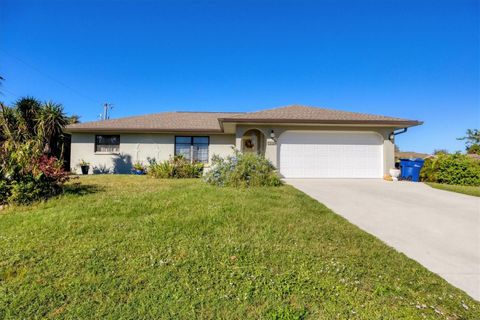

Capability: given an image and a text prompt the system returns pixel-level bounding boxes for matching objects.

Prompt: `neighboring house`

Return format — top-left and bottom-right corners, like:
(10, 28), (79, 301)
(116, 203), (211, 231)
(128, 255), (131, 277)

(395, 151), (432, 161)
(467, 153), (480, 161)
(66, 105), (422, 178)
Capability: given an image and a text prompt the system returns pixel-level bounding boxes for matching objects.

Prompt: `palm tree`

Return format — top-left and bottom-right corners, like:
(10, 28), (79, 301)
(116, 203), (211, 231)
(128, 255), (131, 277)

(0, 97), (70, 159)
(68, 114), (81, 124)
(0, 102), (19, 144)
(0, 102), (6, 143)
(36, 101), (68, 156)
(15, 97), (42, 140)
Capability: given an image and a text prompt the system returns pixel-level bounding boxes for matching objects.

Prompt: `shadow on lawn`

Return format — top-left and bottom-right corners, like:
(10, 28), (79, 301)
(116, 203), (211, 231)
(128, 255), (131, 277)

(63, 182), (104, 197)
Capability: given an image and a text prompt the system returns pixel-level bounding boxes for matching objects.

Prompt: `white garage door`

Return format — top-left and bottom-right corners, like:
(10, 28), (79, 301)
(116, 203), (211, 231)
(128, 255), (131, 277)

(279, 131), (383, 178)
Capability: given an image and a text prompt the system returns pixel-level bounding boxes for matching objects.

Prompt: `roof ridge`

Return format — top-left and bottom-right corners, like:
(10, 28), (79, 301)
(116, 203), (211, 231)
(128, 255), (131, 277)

(223, 104), (412, 121)
(174, 111), (244, 114)
(71, 111), (243, 125)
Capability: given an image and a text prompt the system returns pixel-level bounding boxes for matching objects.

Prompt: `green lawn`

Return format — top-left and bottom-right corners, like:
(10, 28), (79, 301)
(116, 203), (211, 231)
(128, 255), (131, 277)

(1, 176), (478, 319)
(426, 182), (480, 197)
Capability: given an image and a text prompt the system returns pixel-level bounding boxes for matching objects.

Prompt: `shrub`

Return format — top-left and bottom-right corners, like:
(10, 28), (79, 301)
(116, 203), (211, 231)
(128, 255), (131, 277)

(0, 142), (69, 205)
(467, 144), (480, 155)
(0, 179), (9, 202)
(204, 150), (283, 187)
(37, 155), (69, 183)
(147, 156), (204, 179)
(420, 153), (480, 186)
(433, 149), (449, 155)
(8, 175), (53, 205)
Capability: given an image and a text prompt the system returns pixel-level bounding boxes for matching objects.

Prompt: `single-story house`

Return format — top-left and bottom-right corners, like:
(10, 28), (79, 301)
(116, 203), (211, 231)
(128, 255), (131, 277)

(66, 105), (422, 178)
(395, 151), (432, 161)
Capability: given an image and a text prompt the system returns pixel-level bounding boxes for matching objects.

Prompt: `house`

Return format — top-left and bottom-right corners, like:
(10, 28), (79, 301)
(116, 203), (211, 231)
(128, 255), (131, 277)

(66, 105), (422, 178)
(395, 151), (432, 161)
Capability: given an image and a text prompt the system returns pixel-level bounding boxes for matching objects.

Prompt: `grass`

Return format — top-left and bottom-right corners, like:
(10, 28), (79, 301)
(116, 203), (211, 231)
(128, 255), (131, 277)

(426, 182), (480, 197)
(0, 176), (478, 319)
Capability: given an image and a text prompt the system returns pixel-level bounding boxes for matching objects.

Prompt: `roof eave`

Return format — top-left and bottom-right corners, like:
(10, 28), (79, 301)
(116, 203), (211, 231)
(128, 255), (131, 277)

(65, 127), (224, 134)
(65, 119), (423, 133)
(219, 118), (423, 127)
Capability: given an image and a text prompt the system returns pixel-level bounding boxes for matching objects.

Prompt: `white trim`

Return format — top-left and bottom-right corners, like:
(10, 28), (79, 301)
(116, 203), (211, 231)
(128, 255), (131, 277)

(94, 152), (120, 155)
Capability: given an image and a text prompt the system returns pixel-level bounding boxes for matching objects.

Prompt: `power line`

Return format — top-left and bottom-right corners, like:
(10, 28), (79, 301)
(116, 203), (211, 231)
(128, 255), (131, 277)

(0, 48), (100, 104)
(0, 87), (21, 100)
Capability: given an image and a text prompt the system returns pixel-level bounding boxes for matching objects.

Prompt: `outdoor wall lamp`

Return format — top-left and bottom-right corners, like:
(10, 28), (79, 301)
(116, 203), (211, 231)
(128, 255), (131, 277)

(270, 130), (277, 141)
(389, 128), (408, 141)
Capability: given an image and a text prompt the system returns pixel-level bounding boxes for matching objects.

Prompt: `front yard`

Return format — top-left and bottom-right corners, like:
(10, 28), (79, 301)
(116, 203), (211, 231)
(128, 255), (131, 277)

(0, 176), (478, 319)
(426, 182), (480, 197)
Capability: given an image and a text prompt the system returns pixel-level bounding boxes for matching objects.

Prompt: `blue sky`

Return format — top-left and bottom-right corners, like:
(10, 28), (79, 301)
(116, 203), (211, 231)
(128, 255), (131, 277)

(1, 0), (478, 153)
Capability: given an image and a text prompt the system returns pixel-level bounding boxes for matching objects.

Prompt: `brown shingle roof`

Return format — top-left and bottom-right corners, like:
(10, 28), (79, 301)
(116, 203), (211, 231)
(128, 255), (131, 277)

(66, 112), (241, 133)
(395, 151), (432, 160)
(220, 105), (422, 126)
(66, 105), (422, 133)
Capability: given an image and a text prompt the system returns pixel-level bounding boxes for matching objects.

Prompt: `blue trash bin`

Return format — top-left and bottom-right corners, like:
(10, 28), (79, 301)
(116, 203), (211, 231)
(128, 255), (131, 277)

(400, 158), (425, 182)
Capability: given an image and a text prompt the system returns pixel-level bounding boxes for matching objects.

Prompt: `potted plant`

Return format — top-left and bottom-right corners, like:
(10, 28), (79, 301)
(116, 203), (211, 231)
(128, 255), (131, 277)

(133, 161), (145, 175)
(78, 160), (90, 175)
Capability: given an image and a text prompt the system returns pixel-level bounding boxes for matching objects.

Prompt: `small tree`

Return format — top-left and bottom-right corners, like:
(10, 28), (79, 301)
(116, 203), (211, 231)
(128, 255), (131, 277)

(433, 149), (449, 155)
(457, 129), (480, 154)
(467, 144), (480, 155)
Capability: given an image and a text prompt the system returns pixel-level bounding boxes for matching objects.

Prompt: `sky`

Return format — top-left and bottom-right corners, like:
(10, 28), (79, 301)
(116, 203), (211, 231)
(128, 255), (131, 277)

(0, 0), (478, 153)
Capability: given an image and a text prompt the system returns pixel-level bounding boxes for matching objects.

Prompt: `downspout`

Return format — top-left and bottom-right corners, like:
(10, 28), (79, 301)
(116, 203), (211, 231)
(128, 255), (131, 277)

(390, 128), (408, 170)
(389, 128), (407, 141)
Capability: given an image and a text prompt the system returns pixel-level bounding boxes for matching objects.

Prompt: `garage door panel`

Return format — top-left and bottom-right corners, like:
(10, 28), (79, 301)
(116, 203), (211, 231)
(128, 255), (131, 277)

(279, 131), (383, 178)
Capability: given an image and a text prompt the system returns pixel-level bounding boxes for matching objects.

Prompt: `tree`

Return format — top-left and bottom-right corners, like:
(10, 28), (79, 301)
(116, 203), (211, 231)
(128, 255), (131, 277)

(13, 97), (42, 141)
(68, 114), (81, 124)
(36, 101), (68, 156)
(0, 102), (20, 143)
(0, 97), (69, 159)
(467, 144), (480, 155)
(457, 129), (480, 153)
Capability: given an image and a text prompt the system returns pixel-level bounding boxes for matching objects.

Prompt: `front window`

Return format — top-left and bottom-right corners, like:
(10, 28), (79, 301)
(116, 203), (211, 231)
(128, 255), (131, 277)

(175, 136), (209, 163)
(95, 135), (120, 153)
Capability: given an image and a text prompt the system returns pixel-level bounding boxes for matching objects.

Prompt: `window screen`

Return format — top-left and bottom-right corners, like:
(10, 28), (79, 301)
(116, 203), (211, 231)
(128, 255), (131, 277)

(175, 136), (209, 163)
(193, 137), (209, 163)
(95, 135), (120, 153)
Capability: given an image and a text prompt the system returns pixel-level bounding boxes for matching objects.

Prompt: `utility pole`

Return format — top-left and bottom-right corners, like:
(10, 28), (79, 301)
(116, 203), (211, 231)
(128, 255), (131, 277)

(102, 103), (113, 120)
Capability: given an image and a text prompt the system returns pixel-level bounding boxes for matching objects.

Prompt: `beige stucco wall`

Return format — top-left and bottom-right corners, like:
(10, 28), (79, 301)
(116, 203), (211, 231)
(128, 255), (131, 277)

(235, 125), (396, 175)
(71, 126), (397, 175)
(70, 133), (235, 174)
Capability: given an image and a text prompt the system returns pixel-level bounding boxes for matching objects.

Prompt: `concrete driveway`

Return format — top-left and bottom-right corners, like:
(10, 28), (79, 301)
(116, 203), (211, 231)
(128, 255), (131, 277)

(286, 179), (480, 300)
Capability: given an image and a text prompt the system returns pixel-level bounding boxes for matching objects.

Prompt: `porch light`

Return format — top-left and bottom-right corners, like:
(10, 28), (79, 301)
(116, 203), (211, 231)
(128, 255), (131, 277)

(389, 128), (407, 141)
(270, 130), (276, 140)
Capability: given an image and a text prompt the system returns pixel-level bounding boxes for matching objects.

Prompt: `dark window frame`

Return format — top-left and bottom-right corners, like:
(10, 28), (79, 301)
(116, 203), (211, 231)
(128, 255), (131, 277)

(174, 136), (210, 163)
(94, 135), (120, 153)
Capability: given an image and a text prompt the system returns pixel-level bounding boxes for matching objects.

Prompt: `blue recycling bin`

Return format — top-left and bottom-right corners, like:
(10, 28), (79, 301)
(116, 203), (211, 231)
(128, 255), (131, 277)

(399, 158), (425, 182)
